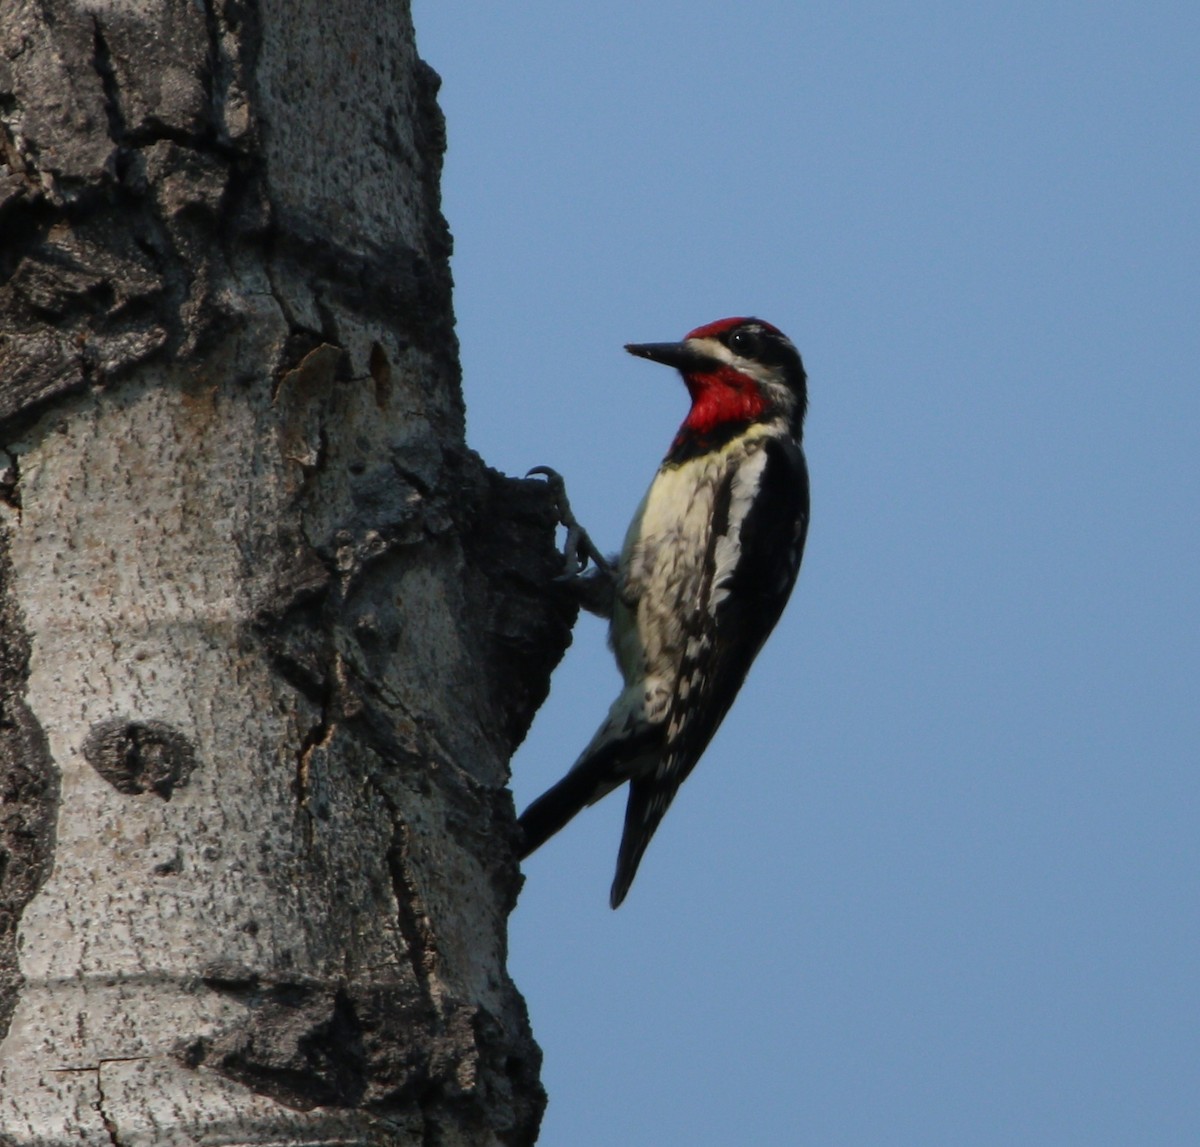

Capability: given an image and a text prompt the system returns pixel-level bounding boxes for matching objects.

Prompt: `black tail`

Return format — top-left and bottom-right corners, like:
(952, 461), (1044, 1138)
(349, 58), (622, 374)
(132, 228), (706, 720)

(517, 763), (609, 859)
(517, 725), (660, 861)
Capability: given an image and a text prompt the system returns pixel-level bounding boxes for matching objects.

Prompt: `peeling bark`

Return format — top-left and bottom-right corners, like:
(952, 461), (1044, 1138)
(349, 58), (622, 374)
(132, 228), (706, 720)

(0, 1), (568, 1142)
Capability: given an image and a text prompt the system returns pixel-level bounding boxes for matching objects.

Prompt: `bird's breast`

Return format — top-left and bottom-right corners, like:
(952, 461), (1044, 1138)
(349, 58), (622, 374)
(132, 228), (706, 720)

(609, 443), (748, 687)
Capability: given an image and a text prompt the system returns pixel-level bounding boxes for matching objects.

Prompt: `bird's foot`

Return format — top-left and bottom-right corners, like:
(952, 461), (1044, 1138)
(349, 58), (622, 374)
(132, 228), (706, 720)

(527, 466), (611, 579)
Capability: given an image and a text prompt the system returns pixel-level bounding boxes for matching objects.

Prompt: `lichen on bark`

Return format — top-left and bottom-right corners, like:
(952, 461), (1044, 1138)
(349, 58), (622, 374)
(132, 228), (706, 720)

(0, 1), (569, 1142)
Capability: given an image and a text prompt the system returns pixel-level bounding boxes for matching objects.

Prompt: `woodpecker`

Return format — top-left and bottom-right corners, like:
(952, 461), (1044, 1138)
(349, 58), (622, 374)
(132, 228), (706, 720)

(520, 317), (809, 908)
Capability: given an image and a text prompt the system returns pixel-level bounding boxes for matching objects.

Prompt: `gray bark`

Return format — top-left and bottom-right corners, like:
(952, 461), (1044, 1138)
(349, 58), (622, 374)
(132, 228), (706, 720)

(0, 1), (568, 1142)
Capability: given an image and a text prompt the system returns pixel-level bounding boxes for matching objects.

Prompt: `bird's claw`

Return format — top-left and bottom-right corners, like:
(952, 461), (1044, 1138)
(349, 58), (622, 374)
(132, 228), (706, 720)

(527, 466), (611, 579)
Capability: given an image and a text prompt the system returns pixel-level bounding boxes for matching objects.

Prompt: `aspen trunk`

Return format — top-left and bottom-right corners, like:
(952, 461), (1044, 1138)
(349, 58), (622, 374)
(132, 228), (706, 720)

(0, 1), (567, 1142)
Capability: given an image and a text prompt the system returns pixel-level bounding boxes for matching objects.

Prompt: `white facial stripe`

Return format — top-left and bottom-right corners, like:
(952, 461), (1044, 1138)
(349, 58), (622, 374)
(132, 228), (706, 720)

(685, 336), (738, 368)
(683, 334), (796, 395)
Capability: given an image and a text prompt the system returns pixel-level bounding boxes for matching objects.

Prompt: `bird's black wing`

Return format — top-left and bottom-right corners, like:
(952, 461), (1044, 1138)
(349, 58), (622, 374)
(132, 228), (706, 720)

(610, 435), (810, 907)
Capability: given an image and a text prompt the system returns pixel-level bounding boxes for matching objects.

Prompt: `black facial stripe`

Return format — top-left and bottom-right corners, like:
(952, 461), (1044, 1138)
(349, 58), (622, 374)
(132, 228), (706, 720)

(717, 323), (806, 401)
(722, 323), (792, 364)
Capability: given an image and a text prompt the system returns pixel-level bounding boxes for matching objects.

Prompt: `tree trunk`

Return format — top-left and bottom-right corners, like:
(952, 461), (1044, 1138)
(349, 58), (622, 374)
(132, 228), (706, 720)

(0, 1), (567, 1142)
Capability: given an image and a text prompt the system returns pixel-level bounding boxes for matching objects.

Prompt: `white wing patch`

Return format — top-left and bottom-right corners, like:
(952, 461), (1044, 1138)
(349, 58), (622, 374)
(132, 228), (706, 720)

(708, 446), (768, 610)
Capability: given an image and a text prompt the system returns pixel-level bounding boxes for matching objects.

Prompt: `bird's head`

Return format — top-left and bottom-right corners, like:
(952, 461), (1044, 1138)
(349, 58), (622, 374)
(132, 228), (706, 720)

(625, 317), (807, 455)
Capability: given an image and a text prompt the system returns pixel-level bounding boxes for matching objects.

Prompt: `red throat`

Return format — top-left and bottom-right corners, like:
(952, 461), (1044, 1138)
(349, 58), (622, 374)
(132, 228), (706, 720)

(680, 366), (768, 437)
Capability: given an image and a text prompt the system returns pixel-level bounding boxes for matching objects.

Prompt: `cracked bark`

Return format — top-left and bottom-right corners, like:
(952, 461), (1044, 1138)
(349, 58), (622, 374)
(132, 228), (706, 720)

(0, 1), (571, 1143)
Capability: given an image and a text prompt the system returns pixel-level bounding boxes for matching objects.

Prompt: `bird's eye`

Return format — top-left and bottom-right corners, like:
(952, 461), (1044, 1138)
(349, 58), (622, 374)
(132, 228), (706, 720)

(729, 328), (758, 357)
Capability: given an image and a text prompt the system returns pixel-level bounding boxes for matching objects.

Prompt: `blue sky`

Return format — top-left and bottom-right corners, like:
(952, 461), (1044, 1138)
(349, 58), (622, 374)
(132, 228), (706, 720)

(414, 4), (1199, 1143)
